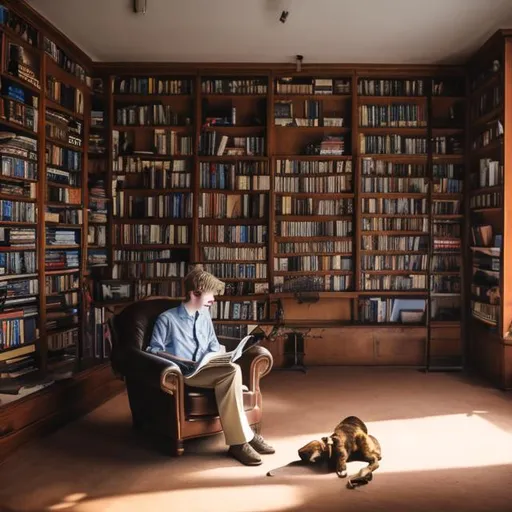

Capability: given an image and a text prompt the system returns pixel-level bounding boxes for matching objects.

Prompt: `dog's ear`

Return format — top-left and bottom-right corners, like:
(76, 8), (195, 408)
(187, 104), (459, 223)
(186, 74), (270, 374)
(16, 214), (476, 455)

(320, 437), (331, 450)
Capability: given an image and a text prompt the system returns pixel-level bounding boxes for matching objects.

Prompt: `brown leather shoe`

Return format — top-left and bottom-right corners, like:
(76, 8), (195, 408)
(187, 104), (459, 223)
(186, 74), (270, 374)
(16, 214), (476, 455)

(228, 443), (262, 466)
(250, 433), (275, 454)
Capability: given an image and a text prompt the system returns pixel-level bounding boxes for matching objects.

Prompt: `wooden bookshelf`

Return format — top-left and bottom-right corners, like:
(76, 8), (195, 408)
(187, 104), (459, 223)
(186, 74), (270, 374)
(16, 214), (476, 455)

(109, 72), (195, 304)
(428, 75), (466, 370)
(0, 14), (41, 388)
(466, 30), (512, 389)
(272, 73), (353, 302)
(0, 1), (114, 407)
(195, 75), (269, 339)
(82, 69), (472, 368)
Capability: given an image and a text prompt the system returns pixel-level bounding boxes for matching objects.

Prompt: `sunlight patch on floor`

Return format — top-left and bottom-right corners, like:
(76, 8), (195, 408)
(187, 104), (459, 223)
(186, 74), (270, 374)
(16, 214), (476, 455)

(58, 485), (303, 512)
(188, 413), (512, 480)
(369, 413), (512, 472)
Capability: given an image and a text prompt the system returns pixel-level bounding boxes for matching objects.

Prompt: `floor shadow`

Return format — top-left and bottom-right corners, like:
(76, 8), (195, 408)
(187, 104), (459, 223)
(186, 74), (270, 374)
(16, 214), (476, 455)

(22, 463), (512, 512)
(266, 459), (329, 477)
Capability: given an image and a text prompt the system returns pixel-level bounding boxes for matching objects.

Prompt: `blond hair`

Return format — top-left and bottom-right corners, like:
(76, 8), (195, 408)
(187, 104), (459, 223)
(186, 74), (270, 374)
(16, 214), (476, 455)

(184, 266), (225, 298)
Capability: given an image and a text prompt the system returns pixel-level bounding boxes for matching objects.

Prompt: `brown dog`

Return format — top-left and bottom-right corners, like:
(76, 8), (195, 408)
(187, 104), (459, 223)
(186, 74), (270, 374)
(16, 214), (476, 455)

(298, 416), (381, 488)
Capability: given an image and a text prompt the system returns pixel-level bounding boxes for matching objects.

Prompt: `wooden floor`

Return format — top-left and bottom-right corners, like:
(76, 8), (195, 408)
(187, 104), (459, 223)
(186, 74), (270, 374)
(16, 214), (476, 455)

(1, 367), (512, 512)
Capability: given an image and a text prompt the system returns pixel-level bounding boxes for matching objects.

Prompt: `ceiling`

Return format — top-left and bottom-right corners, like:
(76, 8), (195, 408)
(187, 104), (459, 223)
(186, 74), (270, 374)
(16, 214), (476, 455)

(27, 0), (512, 65)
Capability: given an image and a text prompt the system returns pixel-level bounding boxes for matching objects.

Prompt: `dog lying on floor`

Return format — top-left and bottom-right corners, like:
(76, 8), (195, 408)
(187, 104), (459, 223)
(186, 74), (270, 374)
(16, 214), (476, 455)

(297, 416), (381, 488)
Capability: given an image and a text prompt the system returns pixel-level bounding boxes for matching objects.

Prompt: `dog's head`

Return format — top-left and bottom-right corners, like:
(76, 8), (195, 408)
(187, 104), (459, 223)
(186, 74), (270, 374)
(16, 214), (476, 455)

(298, 436), (333, 463)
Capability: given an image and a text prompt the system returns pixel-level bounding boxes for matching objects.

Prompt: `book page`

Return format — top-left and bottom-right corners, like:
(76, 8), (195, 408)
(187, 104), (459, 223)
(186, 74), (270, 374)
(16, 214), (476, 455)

(186, 335), (256, 378)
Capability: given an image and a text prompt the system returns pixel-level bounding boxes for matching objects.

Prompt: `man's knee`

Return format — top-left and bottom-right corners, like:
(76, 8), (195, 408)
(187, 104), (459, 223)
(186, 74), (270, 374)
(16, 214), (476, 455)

(227, 363), (241, 379)
(214, 363), (240, 382)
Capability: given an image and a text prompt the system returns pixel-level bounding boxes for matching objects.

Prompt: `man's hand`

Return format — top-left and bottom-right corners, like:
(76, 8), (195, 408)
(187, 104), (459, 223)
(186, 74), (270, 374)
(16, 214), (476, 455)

(156, 351), (197, 374)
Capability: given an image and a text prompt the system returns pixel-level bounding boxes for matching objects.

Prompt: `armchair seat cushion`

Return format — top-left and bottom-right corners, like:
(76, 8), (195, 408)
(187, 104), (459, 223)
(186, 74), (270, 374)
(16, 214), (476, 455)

(185, 386), (255, 416)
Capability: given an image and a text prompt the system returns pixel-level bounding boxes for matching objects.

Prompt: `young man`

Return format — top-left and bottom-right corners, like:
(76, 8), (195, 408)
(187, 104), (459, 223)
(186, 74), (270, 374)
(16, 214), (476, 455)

(146, 267), (275, 466)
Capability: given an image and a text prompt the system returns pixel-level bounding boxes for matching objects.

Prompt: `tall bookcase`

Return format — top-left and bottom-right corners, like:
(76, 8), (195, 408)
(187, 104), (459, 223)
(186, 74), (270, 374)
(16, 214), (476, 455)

(467, 30), (512, 389)
(43, 35), (87, 374)
(82, 67), (471, 369)
(198, 74), (270, 340)
(272, 74), (353, 297)
(0, 5), (41, 385)
(85, 74), (110, 359)
(109, 73), (195, 304)
(0, 1), (113, 398)
(429, 76), (466, 369)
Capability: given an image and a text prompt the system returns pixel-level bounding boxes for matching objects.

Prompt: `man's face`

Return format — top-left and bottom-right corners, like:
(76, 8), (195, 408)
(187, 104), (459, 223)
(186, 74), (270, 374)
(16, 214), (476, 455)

(198, 291), (215, 309)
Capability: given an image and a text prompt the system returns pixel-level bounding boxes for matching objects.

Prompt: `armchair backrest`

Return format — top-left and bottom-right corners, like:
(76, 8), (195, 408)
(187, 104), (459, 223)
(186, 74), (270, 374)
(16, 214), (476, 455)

(109, 297), (181, 375)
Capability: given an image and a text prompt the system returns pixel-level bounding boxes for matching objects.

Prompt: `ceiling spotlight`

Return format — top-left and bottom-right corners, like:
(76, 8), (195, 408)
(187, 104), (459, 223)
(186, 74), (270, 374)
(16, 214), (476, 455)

(279, 10), (289, 23)
(296, 54), (303, 72)
(133, 0), (147, 14)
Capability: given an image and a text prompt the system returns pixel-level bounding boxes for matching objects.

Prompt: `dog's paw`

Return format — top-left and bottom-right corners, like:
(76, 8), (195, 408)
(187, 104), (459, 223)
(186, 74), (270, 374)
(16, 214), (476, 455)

(347, 478), (369, 489)
(347, 473), (373, 489)
(336, 469), (347, 478)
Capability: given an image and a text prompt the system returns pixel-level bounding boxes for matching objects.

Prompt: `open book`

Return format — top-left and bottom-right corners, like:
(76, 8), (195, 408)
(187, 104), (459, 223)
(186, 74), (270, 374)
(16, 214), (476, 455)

(186, 335), (258, 378)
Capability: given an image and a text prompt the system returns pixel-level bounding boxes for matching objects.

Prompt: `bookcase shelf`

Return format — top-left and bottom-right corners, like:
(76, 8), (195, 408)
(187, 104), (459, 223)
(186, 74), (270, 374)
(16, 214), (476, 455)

(1, 71), (40, 94)
(471, 105), (503, 128)
(45, 98), (84, 120)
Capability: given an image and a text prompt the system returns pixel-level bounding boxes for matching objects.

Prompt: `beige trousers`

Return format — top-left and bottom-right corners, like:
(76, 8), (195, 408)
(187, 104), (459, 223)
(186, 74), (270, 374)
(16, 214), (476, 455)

(184, 363), (255, 446)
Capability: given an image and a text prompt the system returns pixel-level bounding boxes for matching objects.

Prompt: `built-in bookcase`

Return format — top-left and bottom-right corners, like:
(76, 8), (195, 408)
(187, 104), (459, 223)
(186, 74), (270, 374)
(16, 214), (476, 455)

(273, 74), (353, 296)
(198, 75), (270, 333)
(0, 4), (40, 387)
(87, 76), (108, 274)
(466, 31), (512, 389)
(0, 1), (102, 396)
(429, 76), (466, 369)
(109, 74), (195, 303)
(42, 31), (93, 376)
(90, 69), (472, 369)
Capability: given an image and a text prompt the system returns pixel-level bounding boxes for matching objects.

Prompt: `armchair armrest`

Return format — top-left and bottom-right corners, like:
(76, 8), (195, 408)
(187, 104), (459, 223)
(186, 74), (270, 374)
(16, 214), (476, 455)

(238, 345), (273, 391)
(123, 348), (184, 395)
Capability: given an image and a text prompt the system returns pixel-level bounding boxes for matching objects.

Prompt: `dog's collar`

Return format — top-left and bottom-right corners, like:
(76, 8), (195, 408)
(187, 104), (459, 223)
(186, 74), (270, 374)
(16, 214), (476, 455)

(325, 436), (334, 458)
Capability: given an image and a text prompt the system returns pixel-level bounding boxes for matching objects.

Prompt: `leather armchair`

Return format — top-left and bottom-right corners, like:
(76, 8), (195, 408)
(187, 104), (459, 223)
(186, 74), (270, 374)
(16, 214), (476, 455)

(109, 297), (273, 456)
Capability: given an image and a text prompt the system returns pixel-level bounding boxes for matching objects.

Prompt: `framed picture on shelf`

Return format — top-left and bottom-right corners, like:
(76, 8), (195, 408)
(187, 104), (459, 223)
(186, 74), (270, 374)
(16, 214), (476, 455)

(96, 280), (133, 303)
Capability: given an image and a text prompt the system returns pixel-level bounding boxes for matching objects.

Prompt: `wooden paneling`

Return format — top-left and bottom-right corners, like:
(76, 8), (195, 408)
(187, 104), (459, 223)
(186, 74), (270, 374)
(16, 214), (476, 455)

(469, 321), (503, 387)
(280, 298), (353, 322)
(430, 326), (461, 358)
(304, 327), (375, 365)
(267, 326), (426, 367)
(503, 344), (512, 389)
(373, 327), (426, 365)
(501, 38), (512, 338)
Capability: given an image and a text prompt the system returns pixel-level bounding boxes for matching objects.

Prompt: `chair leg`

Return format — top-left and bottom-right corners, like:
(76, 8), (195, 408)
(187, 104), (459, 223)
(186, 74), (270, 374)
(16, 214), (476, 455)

(174, 440), (185, 456)
(161, 438), (185, 457)
(165, 439), (184, 457)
